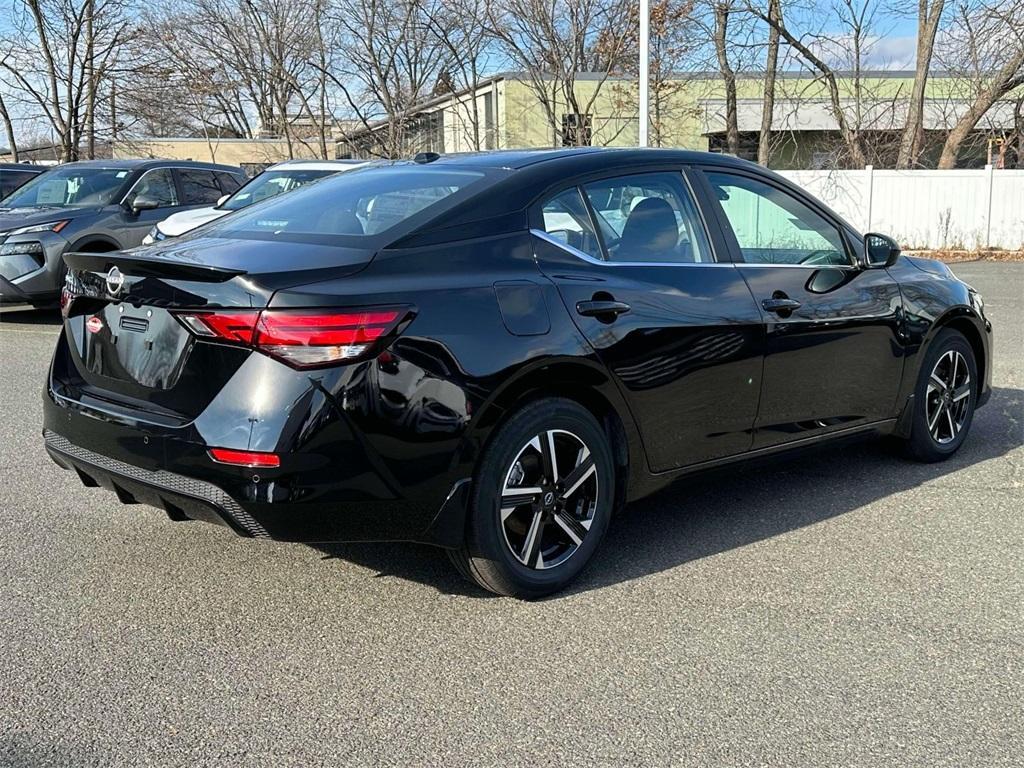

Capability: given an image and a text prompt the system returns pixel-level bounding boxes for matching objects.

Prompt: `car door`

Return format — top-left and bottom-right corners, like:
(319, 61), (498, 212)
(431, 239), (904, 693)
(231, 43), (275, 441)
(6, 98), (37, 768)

(531, 169), (764, 472)
(696, 166), (904, 449)
(118, 168), (181, 247)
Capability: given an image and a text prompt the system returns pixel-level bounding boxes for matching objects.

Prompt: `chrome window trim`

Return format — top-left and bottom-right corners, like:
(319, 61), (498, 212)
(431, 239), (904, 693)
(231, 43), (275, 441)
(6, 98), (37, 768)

(735, 261), (861, 270)
(530, 228), (736, 268)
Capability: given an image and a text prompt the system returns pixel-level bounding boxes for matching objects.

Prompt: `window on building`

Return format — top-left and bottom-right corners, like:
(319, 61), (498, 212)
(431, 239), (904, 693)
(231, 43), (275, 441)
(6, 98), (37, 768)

(562, 114), (593, 147)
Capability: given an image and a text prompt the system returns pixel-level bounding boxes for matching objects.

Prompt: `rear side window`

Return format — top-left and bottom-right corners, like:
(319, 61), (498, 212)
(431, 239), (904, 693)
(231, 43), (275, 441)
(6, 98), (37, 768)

(179, 170), (223, 204)
(215, 171), (244, 194)
(540, 187), (603, 260)
(204, 167), (486, 242)
(582, 173), (713, 263)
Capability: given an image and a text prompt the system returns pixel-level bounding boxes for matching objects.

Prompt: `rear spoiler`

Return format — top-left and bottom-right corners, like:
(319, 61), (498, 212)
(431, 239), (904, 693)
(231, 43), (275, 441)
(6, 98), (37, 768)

(63, 251), (247, 283)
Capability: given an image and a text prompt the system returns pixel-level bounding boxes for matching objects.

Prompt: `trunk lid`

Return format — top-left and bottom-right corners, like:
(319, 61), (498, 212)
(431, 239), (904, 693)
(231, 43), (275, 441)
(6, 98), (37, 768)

(56, 235), (375, 422)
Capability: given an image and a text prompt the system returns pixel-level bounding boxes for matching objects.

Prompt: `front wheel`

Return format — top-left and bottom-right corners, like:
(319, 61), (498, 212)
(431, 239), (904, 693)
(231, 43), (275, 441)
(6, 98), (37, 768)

(449, 398), (615, 598)
(900, 329), (977, 462)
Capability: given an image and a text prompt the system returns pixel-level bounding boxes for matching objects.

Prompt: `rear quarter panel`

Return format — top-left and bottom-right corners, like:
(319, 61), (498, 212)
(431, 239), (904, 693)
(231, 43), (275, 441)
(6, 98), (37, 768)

(265, 230), (645, 542)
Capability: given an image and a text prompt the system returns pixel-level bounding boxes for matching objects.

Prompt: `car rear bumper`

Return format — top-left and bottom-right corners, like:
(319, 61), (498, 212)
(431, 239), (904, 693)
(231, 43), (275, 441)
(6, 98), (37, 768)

(42, 381), (471, 548)
(44, 429), (271, 537)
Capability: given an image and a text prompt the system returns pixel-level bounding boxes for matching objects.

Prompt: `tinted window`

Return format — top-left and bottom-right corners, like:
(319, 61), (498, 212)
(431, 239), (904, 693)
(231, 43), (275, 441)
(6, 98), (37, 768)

(583, 172), (713, 263)
(179, 170), (222, 204)
(215, 171), (244, 194)
(204, 167), (486, 241)
(125, 168), (178, 208)
(705, 171), (849, 266)
(0, 170), (38, 199)
(219, 169), (339, 212)
(2, 166), (129, 208)
(540, 187), (602, 260)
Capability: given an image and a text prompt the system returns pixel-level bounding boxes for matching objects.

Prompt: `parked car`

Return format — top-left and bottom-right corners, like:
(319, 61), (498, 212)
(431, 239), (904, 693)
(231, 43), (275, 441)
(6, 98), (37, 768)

(142, 159), (366, 244)
(0, 159), (246, 307)
(45, 149), (992, 598)
(0, 163), (45, 199)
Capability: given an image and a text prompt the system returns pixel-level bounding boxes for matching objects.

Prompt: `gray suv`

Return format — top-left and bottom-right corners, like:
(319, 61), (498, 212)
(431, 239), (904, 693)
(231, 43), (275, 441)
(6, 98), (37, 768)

(0, 159), (246, 307)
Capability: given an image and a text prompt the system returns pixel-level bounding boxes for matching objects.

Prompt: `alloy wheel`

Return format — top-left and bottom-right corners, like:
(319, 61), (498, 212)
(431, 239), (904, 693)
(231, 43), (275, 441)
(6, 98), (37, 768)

(925, 349), (971, 445)
(499, 429), (599, 570)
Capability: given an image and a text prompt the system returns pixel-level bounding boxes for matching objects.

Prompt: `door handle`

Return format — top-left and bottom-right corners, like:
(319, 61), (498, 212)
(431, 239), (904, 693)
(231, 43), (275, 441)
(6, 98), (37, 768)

(762, 297), (802, 313)
(576, 300), (631, 318)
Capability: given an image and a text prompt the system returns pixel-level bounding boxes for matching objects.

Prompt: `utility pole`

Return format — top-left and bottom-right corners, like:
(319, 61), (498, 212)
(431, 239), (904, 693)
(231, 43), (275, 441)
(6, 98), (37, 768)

(639, 0), (649, 147)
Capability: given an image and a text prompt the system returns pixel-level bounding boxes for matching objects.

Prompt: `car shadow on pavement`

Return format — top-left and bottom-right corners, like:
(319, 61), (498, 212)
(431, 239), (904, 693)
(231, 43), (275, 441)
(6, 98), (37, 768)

(0, 306), (62, 326)
(313, 385), (1023, 598)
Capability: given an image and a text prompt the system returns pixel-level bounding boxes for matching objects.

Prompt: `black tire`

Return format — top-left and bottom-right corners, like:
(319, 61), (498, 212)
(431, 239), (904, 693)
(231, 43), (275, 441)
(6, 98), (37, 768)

(901, 329), (977, 462)
(449, 398), (615, 599)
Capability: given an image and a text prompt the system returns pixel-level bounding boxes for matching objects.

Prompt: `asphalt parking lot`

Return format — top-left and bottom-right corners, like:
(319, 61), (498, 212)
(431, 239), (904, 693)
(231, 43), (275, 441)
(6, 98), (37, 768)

(1, 261), (1021, 767)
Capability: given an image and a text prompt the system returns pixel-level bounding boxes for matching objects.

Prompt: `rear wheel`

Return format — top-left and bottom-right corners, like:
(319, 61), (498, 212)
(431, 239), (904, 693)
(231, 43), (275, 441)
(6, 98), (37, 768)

(449, 398), (614, 598)
(900, 329), (977, 462)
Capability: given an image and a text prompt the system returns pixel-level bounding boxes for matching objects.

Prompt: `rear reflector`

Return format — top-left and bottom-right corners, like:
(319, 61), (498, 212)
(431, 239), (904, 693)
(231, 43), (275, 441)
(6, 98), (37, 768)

(173, 307), (409, 368)
(208, 448), (281, 468)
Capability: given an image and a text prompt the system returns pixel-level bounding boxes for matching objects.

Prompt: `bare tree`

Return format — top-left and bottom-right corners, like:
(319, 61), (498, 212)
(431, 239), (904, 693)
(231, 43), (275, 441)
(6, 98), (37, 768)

(425, 0), (498, 151)
(896, 0), (946, 168)
(713, 1), (740, 154)
(747, 0), (893, 167)
(487, 0), (634, 147)
(936, 0), (1024, 168)
(758, 0), (781, 165)
(0, 0), (134, 160)
(328, 0), (453, 158)
(0, 88), (18, 161)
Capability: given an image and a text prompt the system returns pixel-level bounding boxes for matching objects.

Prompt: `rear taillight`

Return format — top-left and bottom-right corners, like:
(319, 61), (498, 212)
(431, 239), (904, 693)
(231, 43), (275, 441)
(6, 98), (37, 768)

(174, 307), (410, 368)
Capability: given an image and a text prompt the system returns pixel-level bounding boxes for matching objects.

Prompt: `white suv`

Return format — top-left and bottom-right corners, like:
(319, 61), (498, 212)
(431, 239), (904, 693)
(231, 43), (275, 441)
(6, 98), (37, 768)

(143, 159), (366, 244)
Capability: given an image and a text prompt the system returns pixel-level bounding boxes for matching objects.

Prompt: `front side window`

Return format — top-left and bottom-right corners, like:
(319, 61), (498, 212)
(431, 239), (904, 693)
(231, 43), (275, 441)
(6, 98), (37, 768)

(583, 172), (713, 263)
(179, 170), (222, 204)
(124, 168), (178, 208)
(539, 187), (602, 260)
(704, 171), (850, 266)
(1, 167), (129, 208)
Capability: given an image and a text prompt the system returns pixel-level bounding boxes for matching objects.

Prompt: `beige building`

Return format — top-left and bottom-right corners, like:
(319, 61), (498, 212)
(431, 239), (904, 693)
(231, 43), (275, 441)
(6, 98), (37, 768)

(112, 137), (327, 173)
(341, 71), (1023, 169)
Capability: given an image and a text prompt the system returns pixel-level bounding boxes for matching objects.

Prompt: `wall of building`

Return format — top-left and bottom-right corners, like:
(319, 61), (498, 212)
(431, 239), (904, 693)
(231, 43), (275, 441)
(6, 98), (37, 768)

(113, 138), (327, 168)
(480, 73), (1019, 168)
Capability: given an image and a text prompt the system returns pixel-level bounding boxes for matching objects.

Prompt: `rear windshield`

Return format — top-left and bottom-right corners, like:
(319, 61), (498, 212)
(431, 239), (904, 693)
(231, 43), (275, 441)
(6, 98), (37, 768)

(220, 168), (339, 211)
(202, 166), (487, 243)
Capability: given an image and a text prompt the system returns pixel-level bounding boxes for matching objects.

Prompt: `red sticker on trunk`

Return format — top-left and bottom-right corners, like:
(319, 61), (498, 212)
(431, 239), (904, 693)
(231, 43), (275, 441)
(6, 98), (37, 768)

(86, 316), (103, 334)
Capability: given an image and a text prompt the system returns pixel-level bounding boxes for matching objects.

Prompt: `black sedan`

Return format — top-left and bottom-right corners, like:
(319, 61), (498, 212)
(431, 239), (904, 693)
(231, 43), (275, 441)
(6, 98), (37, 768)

(45, 149), (992, 598)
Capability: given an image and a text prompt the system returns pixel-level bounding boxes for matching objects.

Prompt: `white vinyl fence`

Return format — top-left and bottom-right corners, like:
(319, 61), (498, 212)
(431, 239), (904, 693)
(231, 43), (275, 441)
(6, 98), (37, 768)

(778, 167), (1024, 251)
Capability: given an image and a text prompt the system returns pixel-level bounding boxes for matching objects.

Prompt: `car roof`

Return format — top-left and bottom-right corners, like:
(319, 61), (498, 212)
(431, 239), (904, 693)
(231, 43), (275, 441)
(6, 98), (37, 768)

(47, 159), (245, 173)
(265, 159), (367, 171)
(0, 163), (45, 172)
(412, 147), (754, 171)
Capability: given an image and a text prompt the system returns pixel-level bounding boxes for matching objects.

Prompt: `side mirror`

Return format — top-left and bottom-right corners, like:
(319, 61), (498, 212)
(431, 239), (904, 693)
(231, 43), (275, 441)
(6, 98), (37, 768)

(127, 195), (160, 214)
(216, 194), (230, 208)
(864, 232), (900, 268)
